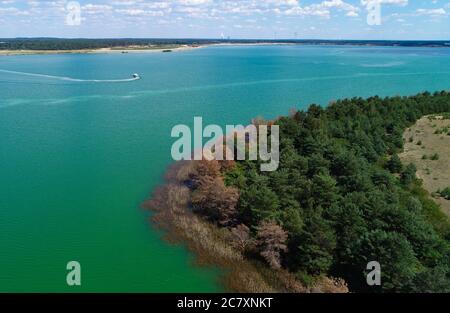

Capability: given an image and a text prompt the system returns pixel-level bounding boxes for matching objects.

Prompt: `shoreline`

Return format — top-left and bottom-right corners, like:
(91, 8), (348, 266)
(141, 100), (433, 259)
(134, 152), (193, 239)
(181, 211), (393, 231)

(145, 91), (450, 293)
(0, 42), (300, 57)
(0, 42), (296, 56)
(0, 44), (204, 56)
(144, 160), (349, 293)
(2, 41), (449, 56)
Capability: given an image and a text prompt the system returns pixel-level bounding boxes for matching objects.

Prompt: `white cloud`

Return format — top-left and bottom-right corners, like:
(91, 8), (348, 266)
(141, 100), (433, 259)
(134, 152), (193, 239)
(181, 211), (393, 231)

(416, 8), (446, 16)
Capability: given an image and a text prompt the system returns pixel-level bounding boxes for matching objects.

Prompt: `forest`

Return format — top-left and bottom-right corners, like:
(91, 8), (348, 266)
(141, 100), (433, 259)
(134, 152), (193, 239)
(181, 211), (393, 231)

(148, 91), (450, 293)
(0, 38), (208, 50)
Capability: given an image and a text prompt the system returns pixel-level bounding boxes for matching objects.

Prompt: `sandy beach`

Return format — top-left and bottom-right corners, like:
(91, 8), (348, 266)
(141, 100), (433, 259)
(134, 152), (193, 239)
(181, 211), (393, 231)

(0, 42), (297, 56)
(0, 44), (202, 56)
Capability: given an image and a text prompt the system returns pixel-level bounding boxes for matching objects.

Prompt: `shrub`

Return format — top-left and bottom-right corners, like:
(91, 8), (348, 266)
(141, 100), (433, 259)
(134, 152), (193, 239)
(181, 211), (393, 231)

(439, 187), (450, 200)
(386, 154), (403, 173)
(430, 153), (440, 161)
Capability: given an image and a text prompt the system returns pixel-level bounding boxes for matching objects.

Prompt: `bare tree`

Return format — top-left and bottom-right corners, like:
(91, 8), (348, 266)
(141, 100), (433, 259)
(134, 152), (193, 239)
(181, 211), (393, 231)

(230, 224), (252, 252)
(191, 160), (221, 187)
(256, 221), (288, 269)
(191, 177), (239, 226)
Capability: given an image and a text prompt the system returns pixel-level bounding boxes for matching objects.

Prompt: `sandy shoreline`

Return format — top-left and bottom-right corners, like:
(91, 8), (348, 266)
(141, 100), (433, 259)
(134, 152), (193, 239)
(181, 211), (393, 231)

(2, 41), (449, 56)
(0, 42), (295, 56)
(0, 44), (202, 56)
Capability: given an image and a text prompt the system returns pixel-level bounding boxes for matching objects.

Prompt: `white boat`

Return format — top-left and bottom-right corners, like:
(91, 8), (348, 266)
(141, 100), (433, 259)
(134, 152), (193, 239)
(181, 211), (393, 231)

(132, 73), (140, 79)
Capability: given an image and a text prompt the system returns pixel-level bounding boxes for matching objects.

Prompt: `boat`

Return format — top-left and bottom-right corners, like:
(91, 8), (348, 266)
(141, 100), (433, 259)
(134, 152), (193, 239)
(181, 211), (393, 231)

(132, 73), (140, 79)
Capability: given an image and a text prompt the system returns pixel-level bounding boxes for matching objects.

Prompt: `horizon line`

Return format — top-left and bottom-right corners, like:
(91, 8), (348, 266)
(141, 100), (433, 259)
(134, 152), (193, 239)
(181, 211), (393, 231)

(1, 37), (450, 42)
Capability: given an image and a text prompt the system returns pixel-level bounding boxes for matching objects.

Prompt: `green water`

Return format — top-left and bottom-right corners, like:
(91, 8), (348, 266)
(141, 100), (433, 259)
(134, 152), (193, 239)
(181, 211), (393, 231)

(2, 45), (450, 292)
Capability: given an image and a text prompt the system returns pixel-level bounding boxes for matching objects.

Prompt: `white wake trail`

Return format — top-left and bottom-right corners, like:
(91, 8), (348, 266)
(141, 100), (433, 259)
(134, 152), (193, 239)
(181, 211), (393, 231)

(0, 69), (140, 83)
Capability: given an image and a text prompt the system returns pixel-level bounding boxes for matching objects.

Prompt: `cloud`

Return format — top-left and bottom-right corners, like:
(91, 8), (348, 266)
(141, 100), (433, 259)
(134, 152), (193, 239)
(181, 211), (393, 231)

(361, 0), (408, 6)
(416, 8), (446, 16)
(0, 0), (448, 39)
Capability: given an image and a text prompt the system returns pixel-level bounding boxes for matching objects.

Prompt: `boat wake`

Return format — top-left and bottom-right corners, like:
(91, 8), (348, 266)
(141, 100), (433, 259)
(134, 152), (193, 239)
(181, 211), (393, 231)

(0, 69), (140, 83)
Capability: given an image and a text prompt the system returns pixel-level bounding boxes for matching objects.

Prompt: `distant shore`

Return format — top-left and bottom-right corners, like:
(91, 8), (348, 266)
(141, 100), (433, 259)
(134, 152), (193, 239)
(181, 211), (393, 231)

(0, 42), (300, 56)
(0, 44), (202, 56)
(2, 39), (450, 56)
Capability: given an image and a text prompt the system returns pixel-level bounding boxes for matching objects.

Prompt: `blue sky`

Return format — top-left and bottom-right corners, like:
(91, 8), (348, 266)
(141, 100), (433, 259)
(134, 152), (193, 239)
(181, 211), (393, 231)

(0, 0), (449, 39)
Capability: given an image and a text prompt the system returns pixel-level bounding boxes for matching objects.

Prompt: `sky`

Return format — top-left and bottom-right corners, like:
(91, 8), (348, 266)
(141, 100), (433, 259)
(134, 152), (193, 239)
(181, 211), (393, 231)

(0, 0), (449, 39)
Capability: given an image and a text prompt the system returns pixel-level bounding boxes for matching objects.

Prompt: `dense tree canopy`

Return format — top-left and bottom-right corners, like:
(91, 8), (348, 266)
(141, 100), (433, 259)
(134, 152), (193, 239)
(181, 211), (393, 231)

(207, 91), (450, 292)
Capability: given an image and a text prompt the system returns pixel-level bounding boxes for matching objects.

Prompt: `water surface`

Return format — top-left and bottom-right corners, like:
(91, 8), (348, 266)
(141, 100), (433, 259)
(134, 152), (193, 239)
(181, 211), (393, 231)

(2, 45), (450, 291)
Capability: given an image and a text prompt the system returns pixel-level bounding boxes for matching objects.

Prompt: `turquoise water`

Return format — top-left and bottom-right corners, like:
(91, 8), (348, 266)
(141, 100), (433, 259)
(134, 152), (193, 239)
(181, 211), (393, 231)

(1, 45), (450, 292)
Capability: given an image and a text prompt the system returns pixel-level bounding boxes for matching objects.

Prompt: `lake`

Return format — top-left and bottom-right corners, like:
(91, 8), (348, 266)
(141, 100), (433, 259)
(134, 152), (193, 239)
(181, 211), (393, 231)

(1, 45), (450, 291)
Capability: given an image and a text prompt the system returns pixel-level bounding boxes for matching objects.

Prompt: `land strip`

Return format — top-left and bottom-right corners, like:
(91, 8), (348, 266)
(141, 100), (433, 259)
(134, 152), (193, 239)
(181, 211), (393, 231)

(401, 115), (450, 216)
